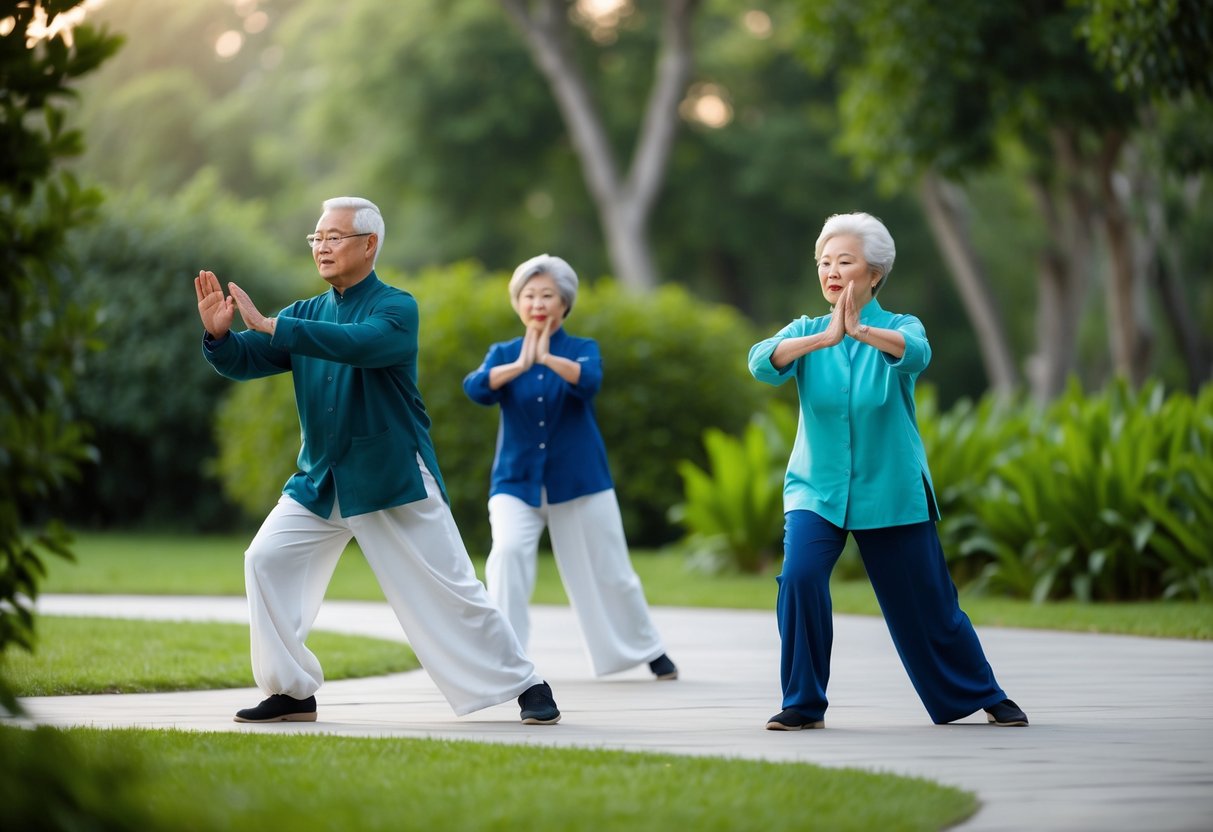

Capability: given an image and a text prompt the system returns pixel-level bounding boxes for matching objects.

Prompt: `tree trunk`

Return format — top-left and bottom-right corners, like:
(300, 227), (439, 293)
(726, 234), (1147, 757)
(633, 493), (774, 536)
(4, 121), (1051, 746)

(1143, 176), (1213, 389)
(1024, 130), (1096, 402)
(918, 171), (1018, 397)
(1097, 131), (1152, 386)
(499, 0), (700, 291)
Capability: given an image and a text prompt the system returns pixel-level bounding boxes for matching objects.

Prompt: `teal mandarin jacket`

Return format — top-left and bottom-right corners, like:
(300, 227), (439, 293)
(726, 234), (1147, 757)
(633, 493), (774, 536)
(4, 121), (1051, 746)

(747, 298), (940, 530)
(202, 272), (447, 518)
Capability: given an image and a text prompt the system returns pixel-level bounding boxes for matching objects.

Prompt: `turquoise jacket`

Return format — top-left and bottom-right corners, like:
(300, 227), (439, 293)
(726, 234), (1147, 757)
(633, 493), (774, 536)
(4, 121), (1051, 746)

(748, 299), (939, 530)
(202, 272), (447, 518)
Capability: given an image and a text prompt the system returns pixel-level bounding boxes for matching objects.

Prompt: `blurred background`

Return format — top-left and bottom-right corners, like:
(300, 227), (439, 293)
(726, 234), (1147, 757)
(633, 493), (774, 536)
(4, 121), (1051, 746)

(6, 0), (1211, 590)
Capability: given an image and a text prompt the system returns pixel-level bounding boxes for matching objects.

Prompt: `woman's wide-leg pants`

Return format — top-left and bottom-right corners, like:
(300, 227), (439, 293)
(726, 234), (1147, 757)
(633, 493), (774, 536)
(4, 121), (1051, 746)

(777, 510), (1006, 724)
(244, 465), (542, 717)
(485, 489), (665, 676)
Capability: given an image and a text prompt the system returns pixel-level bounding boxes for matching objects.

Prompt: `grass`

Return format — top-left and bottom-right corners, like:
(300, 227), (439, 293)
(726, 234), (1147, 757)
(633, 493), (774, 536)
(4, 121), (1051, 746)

(2, 616), (418, 696)
(5, 530), (1031, 831)
(0, 725), (978, 832)
(43, 531), (1213, 639)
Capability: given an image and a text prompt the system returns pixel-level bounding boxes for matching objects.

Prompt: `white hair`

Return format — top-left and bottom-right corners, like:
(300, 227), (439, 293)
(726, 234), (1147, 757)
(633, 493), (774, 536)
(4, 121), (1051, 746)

(814, 212), (896, 295)
(322, 196), (385, 266)
(508, 254), (579, 317)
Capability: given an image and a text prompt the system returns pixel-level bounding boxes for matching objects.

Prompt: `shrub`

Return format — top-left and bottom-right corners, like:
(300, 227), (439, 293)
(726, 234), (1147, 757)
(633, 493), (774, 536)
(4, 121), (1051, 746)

(674, 380), (1213, 601)
(668, 402), (795, 573)
(212, 264), (768, 549)
(954, 381), (1213, 602)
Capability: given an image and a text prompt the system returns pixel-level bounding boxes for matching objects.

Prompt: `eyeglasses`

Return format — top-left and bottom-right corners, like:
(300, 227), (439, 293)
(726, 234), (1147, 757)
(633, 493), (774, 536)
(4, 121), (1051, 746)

(306, 232), (371, 249)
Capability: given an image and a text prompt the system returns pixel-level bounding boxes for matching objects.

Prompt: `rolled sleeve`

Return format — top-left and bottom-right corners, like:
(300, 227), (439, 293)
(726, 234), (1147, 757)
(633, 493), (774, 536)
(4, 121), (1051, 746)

(749, 318), (809, 385)
(880, 316), (930, 374)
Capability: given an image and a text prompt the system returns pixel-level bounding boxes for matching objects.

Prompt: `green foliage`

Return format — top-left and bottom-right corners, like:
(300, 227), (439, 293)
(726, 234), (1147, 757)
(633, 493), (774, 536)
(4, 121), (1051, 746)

(1, 1), (121, 712)
(570, 280), (770, 544)
(799, 0), (1138, 189)
(669, 402), (796, 573)
(948, 381), (1213, 602)
(213, 265), (766, 549)
(675, 380), (1212, 601)
(61, 174), (301, 529)
(1078, 0), (1213, 100)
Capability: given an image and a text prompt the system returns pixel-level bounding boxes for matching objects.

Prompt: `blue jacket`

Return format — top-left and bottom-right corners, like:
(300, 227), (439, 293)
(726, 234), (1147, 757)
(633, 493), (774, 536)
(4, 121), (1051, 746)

(463, 328), (613, 506)
(203, 272), (447, 518)
(748, 299), (939, 530)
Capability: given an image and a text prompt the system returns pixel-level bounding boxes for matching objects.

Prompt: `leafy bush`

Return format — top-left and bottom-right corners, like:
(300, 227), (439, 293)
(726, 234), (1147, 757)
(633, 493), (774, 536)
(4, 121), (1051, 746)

(62, 173), (301, 530)
(213, 265), (768, 549)
(674, 380), (1212, 601)
(669, 403), (794, 573)
(2, 1), (121, 717)
(915, 387), (1027, 581)
(950, 381), (1213, 602)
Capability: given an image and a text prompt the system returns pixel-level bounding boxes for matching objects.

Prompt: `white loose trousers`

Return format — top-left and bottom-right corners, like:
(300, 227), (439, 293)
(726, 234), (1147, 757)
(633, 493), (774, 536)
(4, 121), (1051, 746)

(244, 464), (542, 716)
(485, 488), (665, 676)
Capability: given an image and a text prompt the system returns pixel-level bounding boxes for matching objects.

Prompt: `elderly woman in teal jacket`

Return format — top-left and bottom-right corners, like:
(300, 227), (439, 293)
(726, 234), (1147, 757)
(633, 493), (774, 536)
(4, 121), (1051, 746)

(749, 212), (1027, 731)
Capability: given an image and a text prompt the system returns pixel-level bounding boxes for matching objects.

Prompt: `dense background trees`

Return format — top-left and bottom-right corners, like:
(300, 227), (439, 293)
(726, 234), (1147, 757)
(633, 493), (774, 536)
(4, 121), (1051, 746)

(32, 0), (1210, 551)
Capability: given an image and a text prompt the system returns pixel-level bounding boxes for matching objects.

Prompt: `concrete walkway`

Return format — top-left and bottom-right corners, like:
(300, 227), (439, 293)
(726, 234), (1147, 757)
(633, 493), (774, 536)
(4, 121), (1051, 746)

(11, 594), (1213, 831)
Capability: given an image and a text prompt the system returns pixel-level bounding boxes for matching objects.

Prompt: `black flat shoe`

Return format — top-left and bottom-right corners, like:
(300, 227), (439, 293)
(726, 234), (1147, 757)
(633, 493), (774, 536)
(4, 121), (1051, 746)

(984, 698), (1029, 727)
(765, 708), (825, 731)
(518, 681), (561, 725)
(649, 653), (679, 680)
(234, 693), (317, 723)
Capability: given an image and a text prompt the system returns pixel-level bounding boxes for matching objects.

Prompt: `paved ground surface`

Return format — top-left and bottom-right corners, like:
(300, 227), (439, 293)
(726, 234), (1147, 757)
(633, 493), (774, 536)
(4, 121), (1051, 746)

(10, 594), (1213, 831)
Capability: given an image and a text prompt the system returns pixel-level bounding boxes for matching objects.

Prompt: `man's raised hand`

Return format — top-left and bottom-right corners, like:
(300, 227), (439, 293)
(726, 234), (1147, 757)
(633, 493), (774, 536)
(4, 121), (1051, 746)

(195, 270), (234, 339)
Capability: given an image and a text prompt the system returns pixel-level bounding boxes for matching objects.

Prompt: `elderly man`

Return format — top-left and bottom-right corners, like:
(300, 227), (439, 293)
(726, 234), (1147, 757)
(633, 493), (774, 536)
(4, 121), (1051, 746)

(194, 196), (560, 725)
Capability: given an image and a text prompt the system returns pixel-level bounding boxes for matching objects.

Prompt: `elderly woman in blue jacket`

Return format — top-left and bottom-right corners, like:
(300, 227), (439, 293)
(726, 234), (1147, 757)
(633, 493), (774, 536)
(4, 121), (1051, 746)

(749, 212), (1027, 731)
(464, 254), (677, 682)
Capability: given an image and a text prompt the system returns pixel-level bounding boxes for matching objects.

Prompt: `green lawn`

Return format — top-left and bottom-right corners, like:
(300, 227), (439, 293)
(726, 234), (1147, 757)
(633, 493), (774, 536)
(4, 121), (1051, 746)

(7, 543), (981, 832)
(1, 725), (977, 832)
(43, 531), (1213, 639)
(2, 616), (417, 696)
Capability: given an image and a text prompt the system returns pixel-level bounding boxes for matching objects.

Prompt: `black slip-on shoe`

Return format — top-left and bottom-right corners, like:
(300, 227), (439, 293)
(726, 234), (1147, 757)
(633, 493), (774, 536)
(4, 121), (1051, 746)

(518, 681), (561, 725)
(234, 693), (317, 723)
(765, 708), (825, 731)
(985, 698), (1029, 727)
(649, 653), (679, 681)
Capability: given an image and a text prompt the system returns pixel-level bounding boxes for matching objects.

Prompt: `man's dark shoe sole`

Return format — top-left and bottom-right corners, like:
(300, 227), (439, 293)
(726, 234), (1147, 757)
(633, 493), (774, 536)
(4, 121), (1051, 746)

(521, 713), (561, 725)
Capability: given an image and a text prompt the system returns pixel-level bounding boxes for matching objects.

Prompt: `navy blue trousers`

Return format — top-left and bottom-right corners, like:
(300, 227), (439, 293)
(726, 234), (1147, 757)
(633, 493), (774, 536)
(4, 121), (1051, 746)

(777, 510), (1006, 724)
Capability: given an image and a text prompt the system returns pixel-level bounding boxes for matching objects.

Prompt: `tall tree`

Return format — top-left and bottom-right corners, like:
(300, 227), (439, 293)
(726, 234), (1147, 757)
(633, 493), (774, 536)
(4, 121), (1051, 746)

(798, 0), (1148, 400)
(797, 0), (1020, 395)
(1078, 0), (1213, 390)
(499, 0), (699, 290)
(0, 0), (121, 710)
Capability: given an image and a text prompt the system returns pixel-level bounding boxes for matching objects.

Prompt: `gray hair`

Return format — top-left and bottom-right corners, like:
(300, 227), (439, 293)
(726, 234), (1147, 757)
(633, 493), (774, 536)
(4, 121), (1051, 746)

(814, 212), (896, 295)
(508, 254), (579, 317)
(322, 196), (385, 266)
